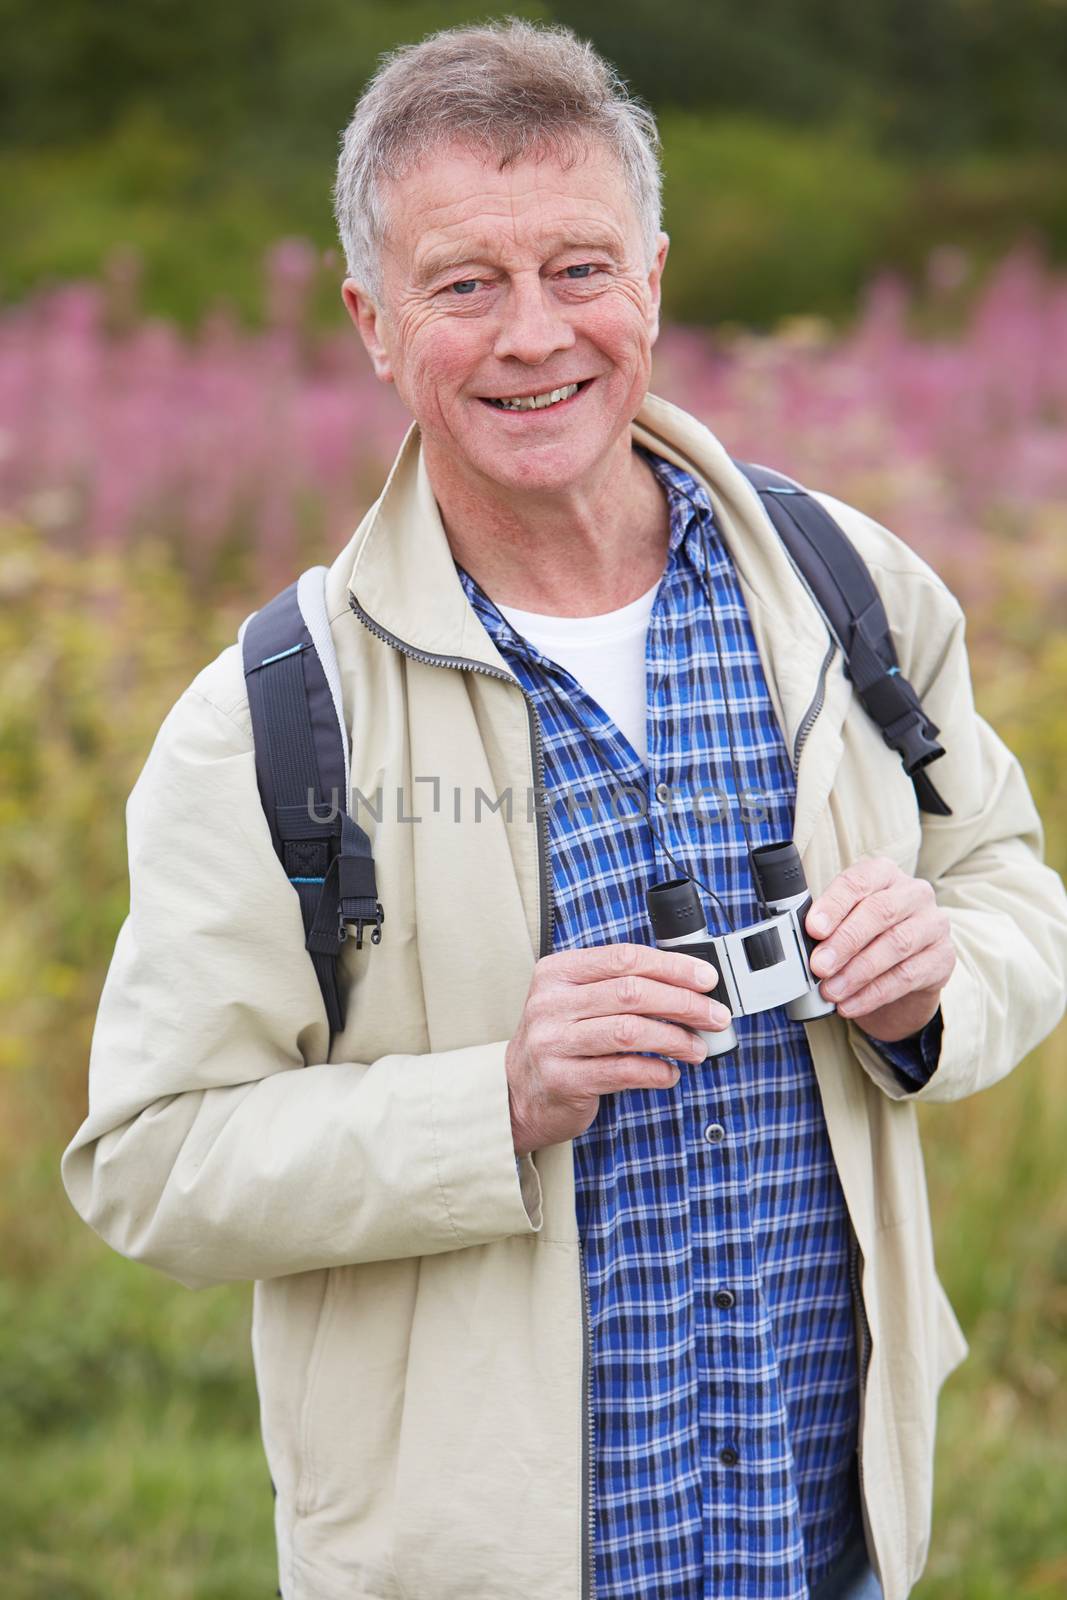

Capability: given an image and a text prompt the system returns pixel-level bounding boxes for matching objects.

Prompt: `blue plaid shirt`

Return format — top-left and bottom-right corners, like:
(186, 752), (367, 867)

(458, 450), (938, 1599)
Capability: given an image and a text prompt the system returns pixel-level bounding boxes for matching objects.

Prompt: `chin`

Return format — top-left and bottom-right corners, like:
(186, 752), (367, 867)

(471, 427), (616, 496)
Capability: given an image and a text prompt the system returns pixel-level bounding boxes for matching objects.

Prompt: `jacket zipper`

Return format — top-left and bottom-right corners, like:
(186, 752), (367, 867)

(347, 593), (597, 1586)
(792, 636), (837, 773)
(848, 1225), (874, 1562)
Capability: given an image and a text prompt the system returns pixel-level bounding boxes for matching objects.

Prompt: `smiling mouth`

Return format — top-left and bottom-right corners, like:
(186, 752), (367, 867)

(480, 380), (588, 412)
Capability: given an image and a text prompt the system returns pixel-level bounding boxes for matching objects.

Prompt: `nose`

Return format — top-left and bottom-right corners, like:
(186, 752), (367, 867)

(492, 271), (576, 366)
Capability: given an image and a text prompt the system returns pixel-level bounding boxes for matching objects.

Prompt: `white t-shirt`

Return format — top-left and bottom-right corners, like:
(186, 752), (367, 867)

(495, 578), (660, 766)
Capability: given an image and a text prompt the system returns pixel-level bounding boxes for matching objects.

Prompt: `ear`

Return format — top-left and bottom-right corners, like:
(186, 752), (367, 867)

(342, 279), (394, 383)
(645, 232), (670, 345)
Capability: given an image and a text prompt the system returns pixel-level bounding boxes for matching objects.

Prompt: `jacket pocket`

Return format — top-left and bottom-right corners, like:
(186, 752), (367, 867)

(285, 1259), (416, 1598)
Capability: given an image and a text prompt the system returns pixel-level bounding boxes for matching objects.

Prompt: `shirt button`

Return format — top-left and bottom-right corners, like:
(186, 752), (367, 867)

(719, 1446), (740, 1467)
(703, 1122), (726, 1144)
(713, 1288), (736, 1311)
(654, 782), (672, 804)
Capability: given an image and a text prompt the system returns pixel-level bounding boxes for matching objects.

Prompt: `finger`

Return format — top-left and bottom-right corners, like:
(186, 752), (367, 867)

(809, 875), (930, 978)
(581, 1056), (683, 1093)
(547, 941), (717, 993)
(567, 1014), (712, 1063)
(817, 908), (945, 1003)
(806, 856), (901, 941)
(570, 973), (731, 1030)
(834, 942), (956, 1018)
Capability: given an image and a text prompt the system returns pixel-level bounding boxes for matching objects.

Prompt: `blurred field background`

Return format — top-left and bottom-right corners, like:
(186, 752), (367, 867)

(2, 3), (1066, 1596)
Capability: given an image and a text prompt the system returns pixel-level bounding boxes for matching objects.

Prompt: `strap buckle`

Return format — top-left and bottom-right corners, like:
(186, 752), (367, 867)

(338, 901), (385, 950)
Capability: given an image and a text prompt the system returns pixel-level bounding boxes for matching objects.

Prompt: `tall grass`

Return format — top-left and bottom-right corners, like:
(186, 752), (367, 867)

(1, 247), (1064, 1597)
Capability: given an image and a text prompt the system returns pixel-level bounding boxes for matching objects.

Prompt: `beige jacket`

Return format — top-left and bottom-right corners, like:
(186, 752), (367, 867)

(62, 395), (1067, 1600)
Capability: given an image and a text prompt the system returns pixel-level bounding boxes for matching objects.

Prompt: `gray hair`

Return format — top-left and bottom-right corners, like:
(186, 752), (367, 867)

(333, 19), (662, 300)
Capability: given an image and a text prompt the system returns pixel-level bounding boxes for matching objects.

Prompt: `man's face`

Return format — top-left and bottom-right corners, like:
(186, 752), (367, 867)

(343, 140), (668, 498)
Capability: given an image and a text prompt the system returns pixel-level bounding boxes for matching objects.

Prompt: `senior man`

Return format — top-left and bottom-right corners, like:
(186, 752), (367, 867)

(62, 21), (1067, 1600)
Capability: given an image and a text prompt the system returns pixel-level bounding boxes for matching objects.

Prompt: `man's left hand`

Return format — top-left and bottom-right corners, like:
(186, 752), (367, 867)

(804, 856), (956, 1043)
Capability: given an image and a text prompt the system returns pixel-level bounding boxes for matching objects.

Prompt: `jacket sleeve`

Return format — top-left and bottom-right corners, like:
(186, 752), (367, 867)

(838, 550), (1067, 1104)
(60, 679), (543, 1291)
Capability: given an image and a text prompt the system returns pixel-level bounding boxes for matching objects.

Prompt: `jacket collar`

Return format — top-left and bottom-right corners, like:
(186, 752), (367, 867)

(346, 421), (516, 679)
(346, 391), (850, 855)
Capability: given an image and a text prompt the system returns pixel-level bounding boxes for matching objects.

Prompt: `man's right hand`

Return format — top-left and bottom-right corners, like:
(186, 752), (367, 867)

(505, 943), (733, 1158)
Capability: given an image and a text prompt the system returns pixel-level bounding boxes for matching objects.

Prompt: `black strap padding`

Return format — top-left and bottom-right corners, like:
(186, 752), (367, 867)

(242, 580), (383, 1045)
(735, 461), (952, 816)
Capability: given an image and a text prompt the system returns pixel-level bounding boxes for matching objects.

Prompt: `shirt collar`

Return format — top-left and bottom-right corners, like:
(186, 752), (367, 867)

(458, 565), (526, 658)
(637, 445), (716, 570)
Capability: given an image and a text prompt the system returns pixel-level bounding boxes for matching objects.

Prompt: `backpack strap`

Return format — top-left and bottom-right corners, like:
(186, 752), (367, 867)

(735, 461), (952, 816)
(240, 567), (383, 1045)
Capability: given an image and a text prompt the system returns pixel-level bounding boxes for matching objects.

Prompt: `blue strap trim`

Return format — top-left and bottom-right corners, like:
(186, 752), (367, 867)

(260, 642), (308, 668)
(887, 666), (900, 676)
(289, 875), (326, 884)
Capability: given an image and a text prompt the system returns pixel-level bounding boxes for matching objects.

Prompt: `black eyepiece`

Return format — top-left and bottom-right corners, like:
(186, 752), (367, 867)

(646, 878), (705, 940)
(749, 841), (807, 905)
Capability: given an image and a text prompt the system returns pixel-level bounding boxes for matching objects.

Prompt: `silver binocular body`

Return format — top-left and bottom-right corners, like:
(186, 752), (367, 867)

(646, 842), (836, 1057)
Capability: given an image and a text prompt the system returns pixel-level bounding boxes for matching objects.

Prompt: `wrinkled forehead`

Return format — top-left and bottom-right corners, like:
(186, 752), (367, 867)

(377, 137), (642, 278)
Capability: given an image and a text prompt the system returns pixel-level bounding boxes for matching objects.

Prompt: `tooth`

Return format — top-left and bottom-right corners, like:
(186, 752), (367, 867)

(491, 383), (578, 411)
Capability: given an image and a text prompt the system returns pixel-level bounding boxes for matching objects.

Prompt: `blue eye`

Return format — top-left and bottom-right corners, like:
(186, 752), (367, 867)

(564, 264), (596, 279)
(450, 279), (480, 295)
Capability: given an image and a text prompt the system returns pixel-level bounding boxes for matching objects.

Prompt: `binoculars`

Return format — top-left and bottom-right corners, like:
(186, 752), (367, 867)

(646, 841), (836, 1057)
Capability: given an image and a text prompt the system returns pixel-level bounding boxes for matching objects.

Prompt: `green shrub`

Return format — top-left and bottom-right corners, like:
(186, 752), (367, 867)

(660, 114), (909, 325)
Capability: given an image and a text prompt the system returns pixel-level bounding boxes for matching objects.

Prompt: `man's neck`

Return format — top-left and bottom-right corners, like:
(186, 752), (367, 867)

(425, 435), (670, 618)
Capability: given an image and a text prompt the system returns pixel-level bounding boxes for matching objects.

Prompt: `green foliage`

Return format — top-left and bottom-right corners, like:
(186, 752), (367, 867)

(4, 107), (1065, 330)
(659, 114), (909, 325)
(0, 525), (237, 1087)
(0, 526), (273, 1595)
(0, 104), (342, 326)
(918, 1031), (1067, 1599)
(5, 0), (1066, 158)
(0, 0), (548, 151)
(555, 0), (1067, 155)
(3, 1), (1067, 327)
